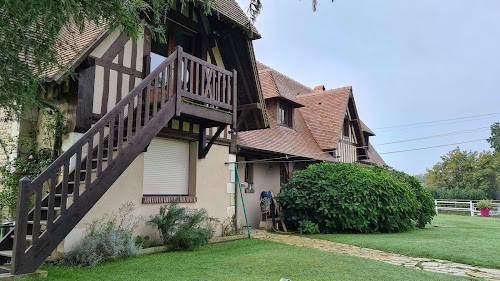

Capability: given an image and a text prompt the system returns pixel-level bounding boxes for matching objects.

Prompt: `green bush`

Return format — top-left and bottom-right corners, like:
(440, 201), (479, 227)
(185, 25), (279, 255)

(426, 187), (491, 200)
(147, 202), (217, 251)
(58, 202), (142, 267)
(298, 220), (320, 234)
(477, 200), (493, 209)
(371, 167), (436, 229)
(278, 162), (417, 233)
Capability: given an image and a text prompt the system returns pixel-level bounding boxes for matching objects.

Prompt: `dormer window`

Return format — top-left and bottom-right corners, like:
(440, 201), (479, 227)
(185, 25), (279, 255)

(278, 103), (294, 128)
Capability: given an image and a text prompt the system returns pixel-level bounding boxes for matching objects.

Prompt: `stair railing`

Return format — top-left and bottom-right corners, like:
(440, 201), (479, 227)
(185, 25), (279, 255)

(11, 48), (180, 275)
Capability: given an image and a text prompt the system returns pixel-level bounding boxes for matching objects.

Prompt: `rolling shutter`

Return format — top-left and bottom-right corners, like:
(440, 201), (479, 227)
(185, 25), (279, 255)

(143, 138), (189, 195)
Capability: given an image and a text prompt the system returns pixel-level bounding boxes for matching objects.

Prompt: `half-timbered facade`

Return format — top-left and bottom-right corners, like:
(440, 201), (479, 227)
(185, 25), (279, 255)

(0, 0), (268, 275)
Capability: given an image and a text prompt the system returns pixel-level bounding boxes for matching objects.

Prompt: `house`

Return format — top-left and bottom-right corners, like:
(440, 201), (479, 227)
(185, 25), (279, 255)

(0, 0), (268, 274)
(237, 63), (386, 229)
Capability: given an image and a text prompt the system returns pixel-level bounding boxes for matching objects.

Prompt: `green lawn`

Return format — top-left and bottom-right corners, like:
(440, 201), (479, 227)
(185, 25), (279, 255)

(309, 214), (500, 269)
(26, 239), (469, 281)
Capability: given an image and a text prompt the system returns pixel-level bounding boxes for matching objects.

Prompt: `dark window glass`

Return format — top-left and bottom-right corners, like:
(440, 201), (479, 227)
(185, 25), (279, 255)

(278, 104), (293, 128)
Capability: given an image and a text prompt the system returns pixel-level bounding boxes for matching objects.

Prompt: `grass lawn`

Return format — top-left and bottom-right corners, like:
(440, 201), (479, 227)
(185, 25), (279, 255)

(309, 214), (500, 269)
(25, 239), (469, 281)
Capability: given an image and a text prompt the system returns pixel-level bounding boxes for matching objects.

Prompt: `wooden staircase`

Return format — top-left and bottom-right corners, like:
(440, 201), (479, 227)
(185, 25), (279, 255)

(0, 45), (237, 275)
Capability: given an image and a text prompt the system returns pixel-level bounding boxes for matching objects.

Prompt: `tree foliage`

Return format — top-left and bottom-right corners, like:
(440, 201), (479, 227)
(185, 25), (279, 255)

(488, 122), (500, 155)
(0, 0), (215, 120)
(425, 147), (500, 198)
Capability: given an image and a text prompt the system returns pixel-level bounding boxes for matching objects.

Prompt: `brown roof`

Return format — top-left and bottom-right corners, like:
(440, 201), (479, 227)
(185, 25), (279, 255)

(257, 62), (313, 95)
(258, 69), (304, 107)
(365, 144), (387, 167)
(297, 87), (352, 150)
(214, 0), (260, 38)
(238, 99), (336, 161)
(45, 21), (106, 80)
(360, 120), (375, 136)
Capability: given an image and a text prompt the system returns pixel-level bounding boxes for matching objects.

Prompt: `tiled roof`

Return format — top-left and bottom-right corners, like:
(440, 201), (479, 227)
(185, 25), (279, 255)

(238, 99), (336, 162)
(258, 69), (304, 106)
(297, 87), (352, 150)
(257, 62), (313, 96)
(366, 144), (387, 167)
(214, 0), (260, 37)
(45, 21), (106, 80)
(360, 120), (375, 136)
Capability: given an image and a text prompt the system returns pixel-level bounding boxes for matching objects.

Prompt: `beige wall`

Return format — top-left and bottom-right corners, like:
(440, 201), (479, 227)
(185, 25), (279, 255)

(236, 162), (281, 230)
(62, 142), (235, 252)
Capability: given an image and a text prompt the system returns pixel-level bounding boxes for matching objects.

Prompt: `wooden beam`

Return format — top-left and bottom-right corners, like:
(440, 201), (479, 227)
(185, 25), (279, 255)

(237, 103), (261, 112)
(75, 66), (95, 132)
(199, 126), (225, 159)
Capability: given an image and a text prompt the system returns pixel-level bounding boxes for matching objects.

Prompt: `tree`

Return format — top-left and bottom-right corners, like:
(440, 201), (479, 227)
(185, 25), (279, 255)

(487, 122), (500, 155)
(425, 147), (500, 198)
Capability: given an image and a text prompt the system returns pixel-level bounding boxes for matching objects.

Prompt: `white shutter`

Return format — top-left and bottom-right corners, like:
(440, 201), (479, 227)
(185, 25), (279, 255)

(143, 138), (189, 195)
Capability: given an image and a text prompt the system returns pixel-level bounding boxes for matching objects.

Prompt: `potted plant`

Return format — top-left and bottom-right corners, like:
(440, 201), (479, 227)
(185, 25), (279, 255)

(477, 200), (493, 217)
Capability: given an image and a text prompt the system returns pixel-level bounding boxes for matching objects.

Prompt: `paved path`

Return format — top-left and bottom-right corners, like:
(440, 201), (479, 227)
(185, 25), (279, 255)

(253, 232), (500, 280)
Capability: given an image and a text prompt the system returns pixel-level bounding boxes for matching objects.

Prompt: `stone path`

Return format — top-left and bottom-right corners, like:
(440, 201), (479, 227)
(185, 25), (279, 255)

(253, 232), (500, 280)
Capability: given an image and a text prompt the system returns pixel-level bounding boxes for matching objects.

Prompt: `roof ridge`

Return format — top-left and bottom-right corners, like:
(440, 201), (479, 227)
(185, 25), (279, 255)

(256, 61), (313, 93)
(298, 86), (353, 98)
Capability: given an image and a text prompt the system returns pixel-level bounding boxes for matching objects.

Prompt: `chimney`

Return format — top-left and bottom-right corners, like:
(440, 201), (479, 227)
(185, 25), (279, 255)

(314, 85), (325, 92)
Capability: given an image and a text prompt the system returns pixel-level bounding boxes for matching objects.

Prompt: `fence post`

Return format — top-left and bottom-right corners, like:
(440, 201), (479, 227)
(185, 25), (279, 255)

(470, 201), (474, 216)
(434, 200), (438, 215)
(12, 177), (31, 275)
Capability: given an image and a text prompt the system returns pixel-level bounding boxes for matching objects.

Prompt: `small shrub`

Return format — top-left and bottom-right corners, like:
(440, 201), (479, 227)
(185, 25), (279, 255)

(220, 215), (242, 237)
(58, 202), (142, 267)
(426, 187), (491, 200)
(477, 200), (493, 209)
(278, 162), (417, 233)
(298, 220), (320, 234)
(135, 235), (150, 248)
(147, 202), (217, 251)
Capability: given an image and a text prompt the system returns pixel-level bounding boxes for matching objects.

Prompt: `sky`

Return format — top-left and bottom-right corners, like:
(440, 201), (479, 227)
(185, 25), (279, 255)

(235, 0), (500, 175)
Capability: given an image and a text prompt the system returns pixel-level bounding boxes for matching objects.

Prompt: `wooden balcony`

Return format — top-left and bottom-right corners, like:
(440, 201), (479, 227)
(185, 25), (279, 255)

(146, 46), (237, 129)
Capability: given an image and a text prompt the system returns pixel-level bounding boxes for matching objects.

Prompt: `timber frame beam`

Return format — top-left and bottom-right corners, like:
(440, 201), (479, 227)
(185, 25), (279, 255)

(198, 125), (225, 159)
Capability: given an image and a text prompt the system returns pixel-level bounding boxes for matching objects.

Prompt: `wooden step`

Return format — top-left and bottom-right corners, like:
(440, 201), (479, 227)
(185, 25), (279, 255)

(41, 207), (60, 211)
(0, 251), (12, 258)
(28, 220), (47, 225)
(10, 235), (32, 241)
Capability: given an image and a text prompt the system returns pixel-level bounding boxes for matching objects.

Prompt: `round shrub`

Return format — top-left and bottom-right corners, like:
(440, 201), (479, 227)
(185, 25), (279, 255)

(370, 166), (436, 229)
(277, 162), (417, 233)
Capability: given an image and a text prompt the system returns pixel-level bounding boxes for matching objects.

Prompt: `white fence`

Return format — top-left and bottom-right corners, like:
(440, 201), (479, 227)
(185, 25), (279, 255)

(434, 199), (500, 216)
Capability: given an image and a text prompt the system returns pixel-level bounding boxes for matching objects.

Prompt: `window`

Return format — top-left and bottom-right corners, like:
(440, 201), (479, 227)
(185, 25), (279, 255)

(277, 103), (294, 128)
(143, 138), (190, 195)
(150, 24), (196, 70)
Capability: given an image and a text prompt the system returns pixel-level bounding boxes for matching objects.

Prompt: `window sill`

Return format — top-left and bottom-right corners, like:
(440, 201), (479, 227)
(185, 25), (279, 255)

(142, 195), (197, 204)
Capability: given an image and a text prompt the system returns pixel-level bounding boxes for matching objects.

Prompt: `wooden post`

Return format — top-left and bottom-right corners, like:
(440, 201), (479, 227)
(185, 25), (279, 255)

(12, 177), (31, 275)
(175, 46), (184, 116)
(434, 200), (438, 215)
(470, 201), (474, 216)
(230, 70), (238, 154)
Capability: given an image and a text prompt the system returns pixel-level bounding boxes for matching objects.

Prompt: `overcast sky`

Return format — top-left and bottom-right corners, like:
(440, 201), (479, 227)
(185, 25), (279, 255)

(235, 0), (500, 175)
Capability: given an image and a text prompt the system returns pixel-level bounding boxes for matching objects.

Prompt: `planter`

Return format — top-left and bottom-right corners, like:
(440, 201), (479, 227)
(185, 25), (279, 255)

(480, 208), (491, 217)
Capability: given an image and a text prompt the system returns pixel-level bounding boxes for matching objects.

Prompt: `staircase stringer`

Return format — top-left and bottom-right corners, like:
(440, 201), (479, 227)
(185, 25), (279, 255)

(18, 99), (176, 274)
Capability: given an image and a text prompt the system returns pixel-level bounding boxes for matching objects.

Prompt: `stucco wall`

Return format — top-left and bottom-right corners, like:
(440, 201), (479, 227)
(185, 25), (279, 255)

(236, 162), (281, 230)
(63, 142), (235, 253)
